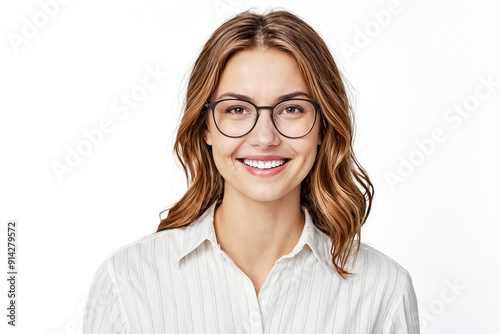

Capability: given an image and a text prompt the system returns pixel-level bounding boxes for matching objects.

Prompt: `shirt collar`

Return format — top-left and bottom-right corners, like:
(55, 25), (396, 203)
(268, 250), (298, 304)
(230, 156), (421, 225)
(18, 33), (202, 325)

(173, 202), (336, 274)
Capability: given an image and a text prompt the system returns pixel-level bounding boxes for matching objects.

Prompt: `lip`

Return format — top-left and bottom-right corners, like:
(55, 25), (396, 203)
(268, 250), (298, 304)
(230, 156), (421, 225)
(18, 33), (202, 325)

(237, 157), (290, 178)
(238, 155), (289, 161)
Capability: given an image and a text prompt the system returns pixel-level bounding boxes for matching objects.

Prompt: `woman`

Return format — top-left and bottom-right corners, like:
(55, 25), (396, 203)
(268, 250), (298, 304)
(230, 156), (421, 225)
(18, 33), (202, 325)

(83, 9), (420, 334)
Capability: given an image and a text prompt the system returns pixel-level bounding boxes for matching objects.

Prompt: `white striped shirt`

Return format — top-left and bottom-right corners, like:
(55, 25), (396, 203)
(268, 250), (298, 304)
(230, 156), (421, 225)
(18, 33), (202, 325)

(83, 202), (420, 333)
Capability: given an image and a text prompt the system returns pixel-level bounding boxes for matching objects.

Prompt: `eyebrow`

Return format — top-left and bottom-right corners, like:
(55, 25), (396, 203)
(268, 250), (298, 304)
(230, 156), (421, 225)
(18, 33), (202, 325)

(216, 91), (312, 104)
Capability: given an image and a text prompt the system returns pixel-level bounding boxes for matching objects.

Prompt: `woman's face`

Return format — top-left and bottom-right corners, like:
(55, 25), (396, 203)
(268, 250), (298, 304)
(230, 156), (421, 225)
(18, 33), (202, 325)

(204, 47), (322, 204)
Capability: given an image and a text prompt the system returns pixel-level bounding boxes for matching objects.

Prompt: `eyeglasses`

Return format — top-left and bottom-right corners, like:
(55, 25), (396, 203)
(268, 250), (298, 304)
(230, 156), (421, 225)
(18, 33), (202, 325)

(204, 98), (321, 138)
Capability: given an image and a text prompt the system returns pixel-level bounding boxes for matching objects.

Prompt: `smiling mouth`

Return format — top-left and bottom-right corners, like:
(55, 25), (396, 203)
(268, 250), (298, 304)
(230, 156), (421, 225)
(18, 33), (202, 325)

(238, 158), (290, 169)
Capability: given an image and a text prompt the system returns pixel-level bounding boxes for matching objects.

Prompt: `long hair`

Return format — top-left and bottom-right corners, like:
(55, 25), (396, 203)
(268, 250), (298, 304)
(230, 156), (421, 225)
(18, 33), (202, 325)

(156, 9), (374, 279)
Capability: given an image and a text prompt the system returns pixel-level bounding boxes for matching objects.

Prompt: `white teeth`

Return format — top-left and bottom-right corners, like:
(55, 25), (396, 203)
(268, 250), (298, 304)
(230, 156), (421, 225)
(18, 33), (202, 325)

(242, 159), (286, 169)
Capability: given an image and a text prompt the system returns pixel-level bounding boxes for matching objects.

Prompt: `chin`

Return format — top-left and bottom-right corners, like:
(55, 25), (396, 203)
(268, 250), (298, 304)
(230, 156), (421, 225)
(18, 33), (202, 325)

(245, 187), (296, 204)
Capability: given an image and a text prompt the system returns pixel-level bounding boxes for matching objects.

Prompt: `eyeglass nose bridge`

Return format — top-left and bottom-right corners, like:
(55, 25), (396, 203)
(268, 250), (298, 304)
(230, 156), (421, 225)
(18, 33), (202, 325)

(242, 104), (282, 137)
(254, 105), (277, 123)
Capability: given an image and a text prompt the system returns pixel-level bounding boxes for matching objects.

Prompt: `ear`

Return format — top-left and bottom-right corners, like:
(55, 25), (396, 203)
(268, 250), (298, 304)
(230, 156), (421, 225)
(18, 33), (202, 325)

(204, 124), (212, 146)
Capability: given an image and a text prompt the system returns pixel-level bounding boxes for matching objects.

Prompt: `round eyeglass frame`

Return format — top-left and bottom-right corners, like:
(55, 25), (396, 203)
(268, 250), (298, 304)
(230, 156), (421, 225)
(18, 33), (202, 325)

(204, 98), (322, 139)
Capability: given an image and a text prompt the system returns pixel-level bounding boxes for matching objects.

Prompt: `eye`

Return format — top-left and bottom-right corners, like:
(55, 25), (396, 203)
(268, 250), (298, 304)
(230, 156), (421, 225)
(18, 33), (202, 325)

(280, 105), (304, 114)
(226, 107), (245, 115)
(225, 106), (250, 114)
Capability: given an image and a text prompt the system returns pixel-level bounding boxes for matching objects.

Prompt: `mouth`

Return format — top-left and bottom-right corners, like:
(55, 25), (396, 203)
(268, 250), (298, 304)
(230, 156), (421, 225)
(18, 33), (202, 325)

(237, 158), (290, 170)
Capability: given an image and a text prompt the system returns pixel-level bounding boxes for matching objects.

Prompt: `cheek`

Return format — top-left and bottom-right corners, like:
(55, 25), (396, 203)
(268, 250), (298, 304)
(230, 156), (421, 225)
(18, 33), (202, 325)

(211, 138), (240, 177)
(303, 150), (318, 172)
(295, 141), (319, 173)
(297, 138), (319, 159)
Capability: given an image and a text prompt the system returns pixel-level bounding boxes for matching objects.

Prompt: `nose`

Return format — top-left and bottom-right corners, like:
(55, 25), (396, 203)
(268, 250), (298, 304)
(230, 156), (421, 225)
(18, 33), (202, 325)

(248, 109), (280, 149)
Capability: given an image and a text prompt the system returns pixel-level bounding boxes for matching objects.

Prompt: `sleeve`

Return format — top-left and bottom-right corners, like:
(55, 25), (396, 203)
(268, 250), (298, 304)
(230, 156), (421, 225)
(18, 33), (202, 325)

(83, 257), (130, 334)
(383, 269), (420, 334)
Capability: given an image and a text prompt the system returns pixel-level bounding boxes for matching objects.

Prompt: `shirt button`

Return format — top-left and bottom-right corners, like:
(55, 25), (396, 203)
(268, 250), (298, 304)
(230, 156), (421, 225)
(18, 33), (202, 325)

(250, 311), (261, 327)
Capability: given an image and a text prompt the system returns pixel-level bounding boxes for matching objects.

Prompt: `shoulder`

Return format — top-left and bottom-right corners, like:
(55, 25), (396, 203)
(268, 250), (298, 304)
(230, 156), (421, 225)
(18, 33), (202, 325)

(344, 241), (415, 308)
(94, 228), (182, 279)
(93, 206), (214, 279)
(348, 241), (412, 283)
(110, 229), (175, 259)
(349, 242), (420, 331)
(354, 242), (410, 272)
(311, 231), (419, 330)
(85, 230), (181, 333)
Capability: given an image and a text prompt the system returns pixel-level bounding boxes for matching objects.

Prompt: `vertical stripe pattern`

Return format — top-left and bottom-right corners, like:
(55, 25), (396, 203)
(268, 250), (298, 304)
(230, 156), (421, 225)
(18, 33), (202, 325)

(83, 203), (420, 333)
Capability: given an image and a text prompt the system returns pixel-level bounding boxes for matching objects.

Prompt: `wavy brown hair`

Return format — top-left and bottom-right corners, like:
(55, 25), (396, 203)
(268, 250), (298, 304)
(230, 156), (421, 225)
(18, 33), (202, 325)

(156, 9), (374, 279)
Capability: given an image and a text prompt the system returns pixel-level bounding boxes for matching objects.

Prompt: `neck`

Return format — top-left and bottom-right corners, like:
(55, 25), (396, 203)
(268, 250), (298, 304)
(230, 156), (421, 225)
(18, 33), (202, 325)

(213, 187), (305, 271)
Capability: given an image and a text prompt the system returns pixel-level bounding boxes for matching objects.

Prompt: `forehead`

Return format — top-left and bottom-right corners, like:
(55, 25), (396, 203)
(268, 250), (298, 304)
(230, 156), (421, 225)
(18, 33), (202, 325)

(213, 48), (310, 104)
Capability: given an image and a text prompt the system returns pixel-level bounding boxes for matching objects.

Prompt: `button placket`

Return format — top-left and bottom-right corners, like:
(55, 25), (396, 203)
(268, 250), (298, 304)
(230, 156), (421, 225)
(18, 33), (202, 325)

(239, 271), (263, 334)
(258, 258), (289, 332)
(214, 246), (264, 334)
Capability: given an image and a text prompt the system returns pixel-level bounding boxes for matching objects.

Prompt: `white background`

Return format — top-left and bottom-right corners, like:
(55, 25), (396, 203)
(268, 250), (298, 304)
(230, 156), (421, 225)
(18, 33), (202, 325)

(1, 0), (499, 333)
